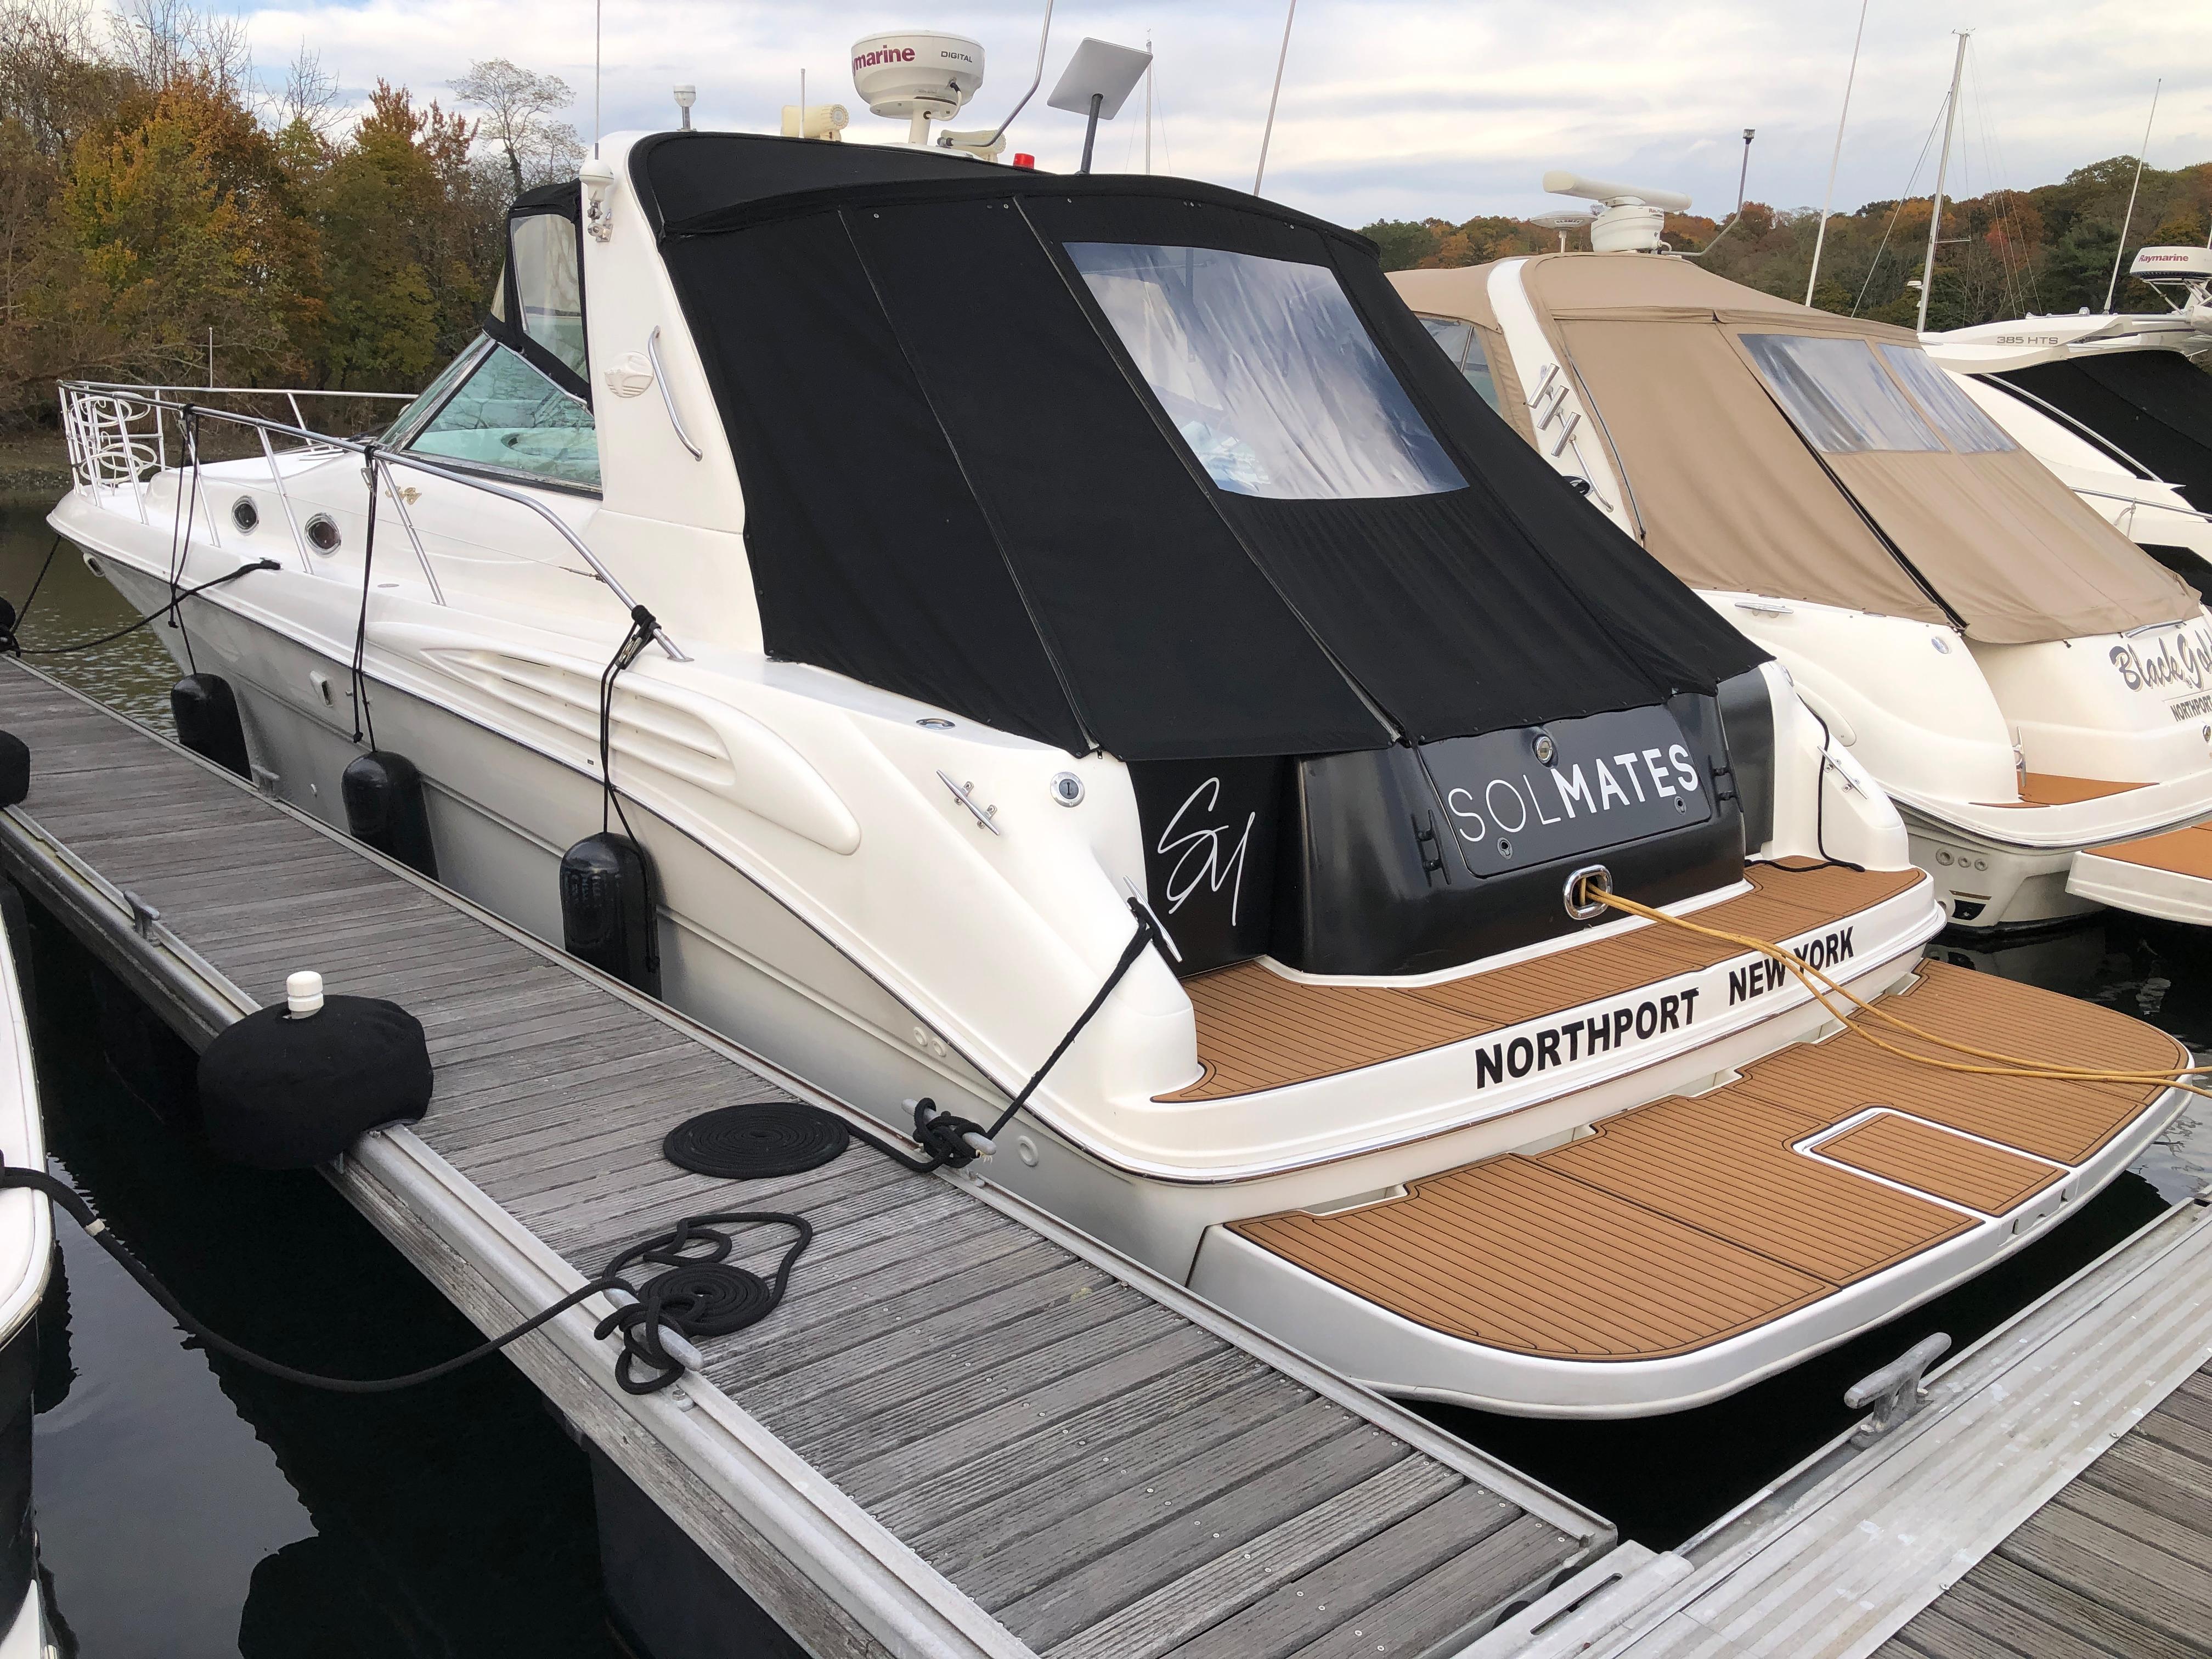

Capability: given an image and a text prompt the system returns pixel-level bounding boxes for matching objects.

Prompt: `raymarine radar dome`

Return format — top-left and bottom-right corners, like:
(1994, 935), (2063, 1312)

(852, 31), (985, 144)
(1543, 171), (1691, 255)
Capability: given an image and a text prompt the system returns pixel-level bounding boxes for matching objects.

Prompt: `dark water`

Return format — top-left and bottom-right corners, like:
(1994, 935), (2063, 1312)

(3, 492), (2211, 1634)
(0, 502), (178, 733)
(24, 906), (625, 1657)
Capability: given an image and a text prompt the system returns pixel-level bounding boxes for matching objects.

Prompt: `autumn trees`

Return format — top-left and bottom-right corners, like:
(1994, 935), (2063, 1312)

(1366, 157), (2212, 330)
(0, 0), (565, 422)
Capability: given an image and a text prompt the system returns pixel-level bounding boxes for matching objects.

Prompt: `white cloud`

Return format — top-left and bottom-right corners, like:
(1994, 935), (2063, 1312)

(225, 0), (2211, 226)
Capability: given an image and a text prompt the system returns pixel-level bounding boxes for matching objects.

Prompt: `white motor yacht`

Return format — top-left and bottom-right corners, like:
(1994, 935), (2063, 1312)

(1397, 238), (2212, 932)
(1924, 245), (2212, 593)
(49, 128), (2192, 1416)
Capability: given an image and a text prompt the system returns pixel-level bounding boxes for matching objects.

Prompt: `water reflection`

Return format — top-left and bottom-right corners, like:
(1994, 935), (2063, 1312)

(22, 904), (622, 1657)
(0, 500), (179, 733)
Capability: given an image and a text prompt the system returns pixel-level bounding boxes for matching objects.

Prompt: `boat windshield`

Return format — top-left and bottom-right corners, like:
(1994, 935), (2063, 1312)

(405, 341), (600, 490)
(1066, 243), (1463, 500)
(382, 339), (486, 444)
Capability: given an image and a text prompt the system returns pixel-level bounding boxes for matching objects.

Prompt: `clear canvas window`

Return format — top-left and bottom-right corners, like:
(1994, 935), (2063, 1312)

(1067, 242), (1464, 500)
(1741, 333), (1943, 454)
(1419, 315), (1503, 413)
(1877, 344), (2017, 454)
(406, 342), (599, 489)
(511, 215), (586, 381)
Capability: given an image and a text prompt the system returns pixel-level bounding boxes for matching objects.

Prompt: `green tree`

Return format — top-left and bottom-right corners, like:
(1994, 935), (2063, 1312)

(309, 81), (447, 388)
(50, 72), (308, 386)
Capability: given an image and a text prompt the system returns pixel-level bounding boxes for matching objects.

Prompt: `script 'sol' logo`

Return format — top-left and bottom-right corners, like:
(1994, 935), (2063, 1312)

(1156, 777), (1255, 925)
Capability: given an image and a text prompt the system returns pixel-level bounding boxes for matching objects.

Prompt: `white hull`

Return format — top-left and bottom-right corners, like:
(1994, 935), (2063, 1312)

(63, 521), (2055, 1417)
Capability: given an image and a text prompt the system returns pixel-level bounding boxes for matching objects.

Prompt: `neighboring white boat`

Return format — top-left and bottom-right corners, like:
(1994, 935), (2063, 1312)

(1396, 237), (2212, 933)
(0, 900), (53, 1652)
(49, 126), (2191, 1416)
(1923, 245), (2212, 591)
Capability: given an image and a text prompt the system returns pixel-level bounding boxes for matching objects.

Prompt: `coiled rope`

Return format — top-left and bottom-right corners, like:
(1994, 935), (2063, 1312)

(1579, 877), (2212, 1102)
(0, 1156), (805, 1396)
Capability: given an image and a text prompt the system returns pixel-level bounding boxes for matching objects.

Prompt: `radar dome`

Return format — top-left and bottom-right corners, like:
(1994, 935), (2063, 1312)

(852, 32), (984, 143)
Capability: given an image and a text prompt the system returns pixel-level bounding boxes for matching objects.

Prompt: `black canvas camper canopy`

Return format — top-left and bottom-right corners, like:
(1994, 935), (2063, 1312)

(630, 134), (1764, 762)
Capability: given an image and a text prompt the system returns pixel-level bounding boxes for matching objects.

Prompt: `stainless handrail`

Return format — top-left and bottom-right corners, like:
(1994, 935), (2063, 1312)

(56, 381), (686, 661)
(646, 328), (703, 460)
(72, 382), (414, 401)
(373, 457), (448, 606)
(253, 422), (316, 573)
(2073, 484), (2212, 526)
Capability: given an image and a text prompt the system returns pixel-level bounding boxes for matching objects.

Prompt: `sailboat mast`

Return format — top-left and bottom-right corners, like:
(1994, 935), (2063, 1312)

(1805, 0), (1870, 307)
(2104, 80), (2162, 313)
(1916, 31), (1970, 335)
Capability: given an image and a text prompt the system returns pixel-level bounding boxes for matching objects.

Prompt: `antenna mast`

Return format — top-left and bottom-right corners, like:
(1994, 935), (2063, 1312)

(1253, 0), (1296, 195)
(1144, 33), (1153, 174)
(1916, 31), (1969, 335)
(1805, 0), (1870, 306)
(2104, 80), (2162, 313)
(592, 0), (601, 156)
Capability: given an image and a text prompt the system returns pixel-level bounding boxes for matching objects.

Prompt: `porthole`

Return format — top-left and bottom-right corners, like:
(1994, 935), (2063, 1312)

(231, 495), (259, 533)
(304, 514), (341, 553)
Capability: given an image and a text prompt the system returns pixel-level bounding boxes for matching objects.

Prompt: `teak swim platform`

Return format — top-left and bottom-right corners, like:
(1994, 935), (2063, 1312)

(0, 659), (1607, 1659)
(1229, 964), (2182, 1364)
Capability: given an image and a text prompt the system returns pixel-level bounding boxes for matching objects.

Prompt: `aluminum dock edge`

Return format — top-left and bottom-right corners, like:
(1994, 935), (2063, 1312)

(1468, 1178), (2212, 1659)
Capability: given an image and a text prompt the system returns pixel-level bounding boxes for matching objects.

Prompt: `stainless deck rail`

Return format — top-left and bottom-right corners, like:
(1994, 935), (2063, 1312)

(56, 380), (687, 662)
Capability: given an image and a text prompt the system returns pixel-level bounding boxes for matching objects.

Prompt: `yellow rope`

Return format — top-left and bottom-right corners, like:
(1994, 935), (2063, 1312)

(1581, 879), (2212, 1103)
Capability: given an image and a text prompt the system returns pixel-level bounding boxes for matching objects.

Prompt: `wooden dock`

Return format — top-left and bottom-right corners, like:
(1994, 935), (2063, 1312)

(0, 658), (1609, 1659)
(1875, 1357), (2212, 1659)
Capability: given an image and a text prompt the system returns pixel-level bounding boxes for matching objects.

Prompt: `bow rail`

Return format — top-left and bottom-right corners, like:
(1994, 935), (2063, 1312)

(55, 380), (686, 662)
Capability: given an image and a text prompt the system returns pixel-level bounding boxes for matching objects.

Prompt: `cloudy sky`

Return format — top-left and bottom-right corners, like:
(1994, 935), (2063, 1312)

(230, 0), (2211, 227)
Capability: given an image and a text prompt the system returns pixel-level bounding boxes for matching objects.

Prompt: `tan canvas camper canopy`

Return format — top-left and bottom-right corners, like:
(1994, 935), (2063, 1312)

(1396, 255), (2197, 645)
